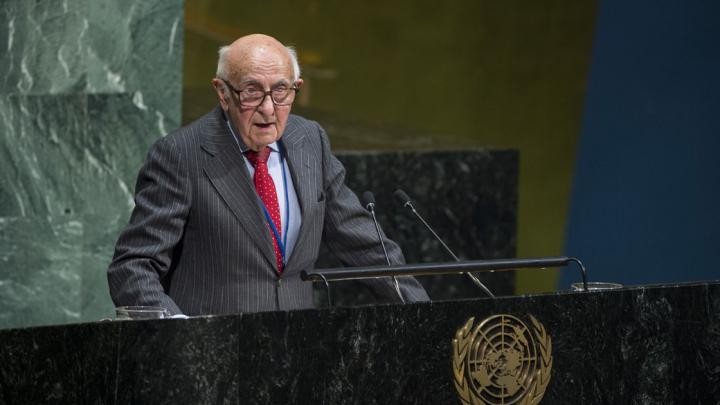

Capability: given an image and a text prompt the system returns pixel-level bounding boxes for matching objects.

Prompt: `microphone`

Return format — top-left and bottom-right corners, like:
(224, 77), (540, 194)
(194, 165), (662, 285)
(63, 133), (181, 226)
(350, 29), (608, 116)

(361, 191), (405, 304)
(393, 189), (495, 298)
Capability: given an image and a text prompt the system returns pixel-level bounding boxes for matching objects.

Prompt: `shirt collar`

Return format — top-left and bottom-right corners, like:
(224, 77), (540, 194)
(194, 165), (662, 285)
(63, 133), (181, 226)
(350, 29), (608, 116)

(264, 142), (280, 153)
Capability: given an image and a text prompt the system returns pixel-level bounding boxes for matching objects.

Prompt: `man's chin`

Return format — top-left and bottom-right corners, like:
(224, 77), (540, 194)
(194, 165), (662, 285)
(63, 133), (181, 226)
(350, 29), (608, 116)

(248, 132), (280, 149)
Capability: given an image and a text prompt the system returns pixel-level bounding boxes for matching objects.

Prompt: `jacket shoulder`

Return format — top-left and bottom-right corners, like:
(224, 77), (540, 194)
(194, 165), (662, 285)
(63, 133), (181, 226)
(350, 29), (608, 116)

(152, 108), (223, 152)
(286, 114), (330, 147)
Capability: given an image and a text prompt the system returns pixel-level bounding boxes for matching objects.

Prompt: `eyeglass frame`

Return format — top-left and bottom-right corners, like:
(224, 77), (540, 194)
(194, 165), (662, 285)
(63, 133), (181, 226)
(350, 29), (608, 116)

(220, 78), (300, 108)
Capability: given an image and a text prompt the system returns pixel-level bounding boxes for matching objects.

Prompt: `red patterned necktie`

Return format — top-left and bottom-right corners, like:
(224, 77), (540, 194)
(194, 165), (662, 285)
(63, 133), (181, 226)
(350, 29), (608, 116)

(245, 147), (283, 273)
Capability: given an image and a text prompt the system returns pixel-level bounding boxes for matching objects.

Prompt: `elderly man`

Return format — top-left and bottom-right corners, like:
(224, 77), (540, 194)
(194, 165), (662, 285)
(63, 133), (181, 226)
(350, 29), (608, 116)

(107, 34), (429, 316)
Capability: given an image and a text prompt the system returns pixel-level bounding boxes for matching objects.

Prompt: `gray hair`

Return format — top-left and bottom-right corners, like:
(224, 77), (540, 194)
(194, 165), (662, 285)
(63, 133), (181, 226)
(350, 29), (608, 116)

(216, 45), (301, 82)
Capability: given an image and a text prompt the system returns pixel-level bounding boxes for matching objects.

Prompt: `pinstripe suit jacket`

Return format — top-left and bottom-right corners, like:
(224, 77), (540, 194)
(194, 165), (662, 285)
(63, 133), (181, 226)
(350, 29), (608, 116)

(107, 107), (429, 316)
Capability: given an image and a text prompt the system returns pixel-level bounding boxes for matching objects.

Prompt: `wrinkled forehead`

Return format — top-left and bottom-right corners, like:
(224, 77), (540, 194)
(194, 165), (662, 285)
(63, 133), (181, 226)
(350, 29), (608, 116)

(230, 45), (294, 83)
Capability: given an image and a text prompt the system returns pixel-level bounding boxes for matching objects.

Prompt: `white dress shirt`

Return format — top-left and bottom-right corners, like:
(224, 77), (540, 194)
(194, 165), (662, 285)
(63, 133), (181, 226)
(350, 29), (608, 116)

(225, 118), (302, 262)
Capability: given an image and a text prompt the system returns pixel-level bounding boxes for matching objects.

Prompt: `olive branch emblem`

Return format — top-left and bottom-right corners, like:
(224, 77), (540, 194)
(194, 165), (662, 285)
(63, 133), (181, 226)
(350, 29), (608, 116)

(452, 317), (476, 404)
(452, 315), (552, 405)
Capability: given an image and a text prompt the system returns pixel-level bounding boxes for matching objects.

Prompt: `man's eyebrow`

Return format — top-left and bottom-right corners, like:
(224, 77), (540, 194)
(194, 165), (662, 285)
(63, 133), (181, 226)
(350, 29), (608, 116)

(238, 79), (262, 87)
(238, 79), (291, 88)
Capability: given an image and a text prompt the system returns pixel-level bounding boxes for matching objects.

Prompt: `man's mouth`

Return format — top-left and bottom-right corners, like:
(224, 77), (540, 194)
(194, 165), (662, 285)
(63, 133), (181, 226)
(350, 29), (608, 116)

(254, 122), (274, 129)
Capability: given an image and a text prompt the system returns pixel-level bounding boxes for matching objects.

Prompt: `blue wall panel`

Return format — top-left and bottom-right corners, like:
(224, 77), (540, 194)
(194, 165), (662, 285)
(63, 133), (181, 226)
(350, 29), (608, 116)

(564, 0), (720, 287)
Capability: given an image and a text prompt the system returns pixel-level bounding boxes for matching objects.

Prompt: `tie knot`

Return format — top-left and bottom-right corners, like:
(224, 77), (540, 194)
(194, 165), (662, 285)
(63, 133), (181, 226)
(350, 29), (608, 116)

(245, 146), (271, 166)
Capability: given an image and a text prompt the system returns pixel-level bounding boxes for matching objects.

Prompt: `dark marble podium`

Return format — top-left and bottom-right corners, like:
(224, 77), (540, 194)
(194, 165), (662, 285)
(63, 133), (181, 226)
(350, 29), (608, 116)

(320, 150), (518, 307)
(1, 281), (719, 404)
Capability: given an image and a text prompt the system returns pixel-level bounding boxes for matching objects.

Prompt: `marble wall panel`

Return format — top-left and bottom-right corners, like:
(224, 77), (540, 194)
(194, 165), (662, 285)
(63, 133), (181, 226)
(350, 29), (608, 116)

(0, 0), (183, 330)
(317, 150), (518, 305)
(1, 1), (182, 108)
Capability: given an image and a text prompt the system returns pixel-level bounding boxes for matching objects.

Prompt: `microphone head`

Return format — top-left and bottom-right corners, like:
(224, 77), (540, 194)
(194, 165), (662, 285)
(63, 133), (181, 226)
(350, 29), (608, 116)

(361, 191), (376, 210)
(393, 189), (412, 205)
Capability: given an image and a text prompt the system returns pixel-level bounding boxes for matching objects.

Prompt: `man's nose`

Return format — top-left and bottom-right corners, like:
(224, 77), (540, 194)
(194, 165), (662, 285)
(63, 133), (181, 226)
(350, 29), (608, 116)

(257, 93), (275, 115)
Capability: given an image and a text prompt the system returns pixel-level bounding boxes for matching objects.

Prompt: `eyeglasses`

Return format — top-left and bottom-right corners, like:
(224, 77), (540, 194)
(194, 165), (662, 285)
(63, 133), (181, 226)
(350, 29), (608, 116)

(221, 79), (299, 107)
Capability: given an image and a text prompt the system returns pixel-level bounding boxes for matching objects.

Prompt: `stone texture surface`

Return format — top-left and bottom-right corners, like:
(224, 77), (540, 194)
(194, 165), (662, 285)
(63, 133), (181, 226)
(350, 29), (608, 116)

(317, 150), (518, 305)
(0, 282), (718, 404)
(0, 0), (183, 329)
(0, 321), (118, 404)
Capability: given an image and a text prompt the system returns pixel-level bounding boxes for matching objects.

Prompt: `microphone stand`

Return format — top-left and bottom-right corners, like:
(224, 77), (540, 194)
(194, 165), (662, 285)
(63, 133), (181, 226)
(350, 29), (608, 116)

(363, 191), (405, 304)
(395, 189), (495, 298)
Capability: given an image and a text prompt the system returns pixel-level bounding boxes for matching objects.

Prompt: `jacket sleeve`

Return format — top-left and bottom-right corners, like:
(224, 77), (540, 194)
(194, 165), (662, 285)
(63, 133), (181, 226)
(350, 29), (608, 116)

(316, 124), (430, 303)
(106, 135), (190, 315)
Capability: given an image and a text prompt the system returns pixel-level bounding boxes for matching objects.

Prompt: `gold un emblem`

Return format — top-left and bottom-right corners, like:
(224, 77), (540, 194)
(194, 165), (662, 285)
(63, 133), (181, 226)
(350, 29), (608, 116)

(452, 314), (552, 405)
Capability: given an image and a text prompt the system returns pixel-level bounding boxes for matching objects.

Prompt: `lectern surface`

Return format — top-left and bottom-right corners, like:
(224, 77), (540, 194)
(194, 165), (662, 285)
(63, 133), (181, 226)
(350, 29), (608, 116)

(1, 281), (718, 404)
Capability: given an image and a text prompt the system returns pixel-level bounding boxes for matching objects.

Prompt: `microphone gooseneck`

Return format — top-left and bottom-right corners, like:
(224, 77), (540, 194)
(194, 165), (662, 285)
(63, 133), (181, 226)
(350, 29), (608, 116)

(393, 189), (460, 261)
(393, 189), (495, 298)
(361, 191), (405, 304)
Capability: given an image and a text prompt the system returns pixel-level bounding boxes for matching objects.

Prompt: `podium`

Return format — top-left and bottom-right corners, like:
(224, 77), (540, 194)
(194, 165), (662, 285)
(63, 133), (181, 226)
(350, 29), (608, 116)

(1, 281), (718, 404)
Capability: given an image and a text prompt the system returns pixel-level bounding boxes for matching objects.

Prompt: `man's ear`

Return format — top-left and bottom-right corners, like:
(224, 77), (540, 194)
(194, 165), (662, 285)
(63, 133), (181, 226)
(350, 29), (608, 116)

(211, 78), (229, 111)
(294, 78), (304, 89)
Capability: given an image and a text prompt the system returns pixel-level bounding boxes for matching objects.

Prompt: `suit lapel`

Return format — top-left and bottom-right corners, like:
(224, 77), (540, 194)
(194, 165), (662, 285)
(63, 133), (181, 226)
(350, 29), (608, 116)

(200, 107), (277, 271)
(281, 117), (315, 273)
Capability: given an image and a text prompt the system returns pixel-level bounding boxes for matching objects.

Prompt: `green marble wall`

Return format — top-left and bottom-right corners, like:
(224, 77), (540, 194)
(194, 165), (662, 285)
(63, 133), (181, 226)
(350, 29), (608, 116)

(0, 0), (183, 329)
